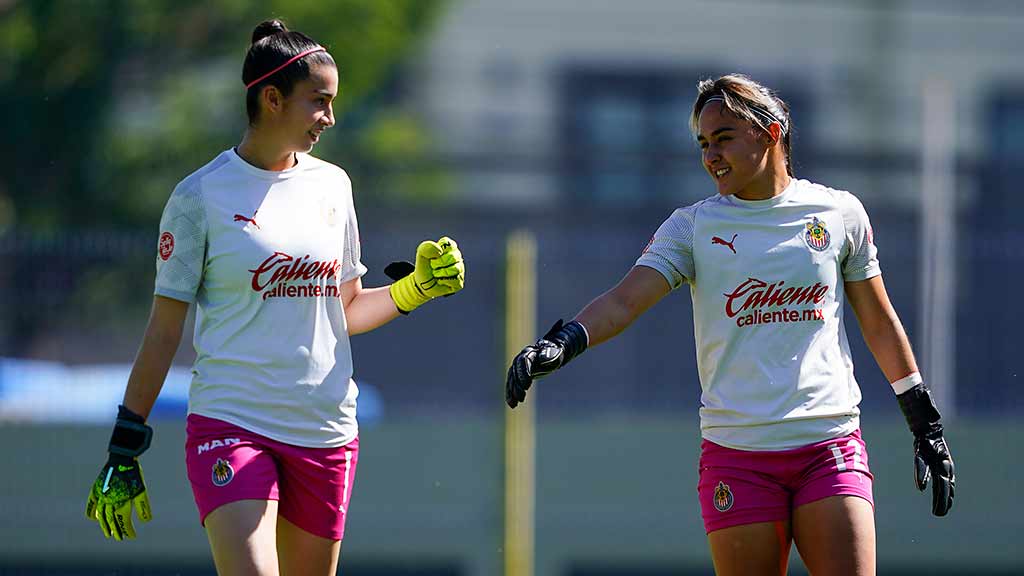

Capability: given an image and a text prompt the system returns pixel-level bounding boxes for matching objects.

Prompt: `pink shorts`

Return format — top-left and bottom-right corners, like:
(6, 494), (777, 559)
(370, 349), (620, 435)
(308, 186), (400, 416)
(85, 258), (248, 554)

(184, 414), (359, 540)
(697, 429), (873, 534)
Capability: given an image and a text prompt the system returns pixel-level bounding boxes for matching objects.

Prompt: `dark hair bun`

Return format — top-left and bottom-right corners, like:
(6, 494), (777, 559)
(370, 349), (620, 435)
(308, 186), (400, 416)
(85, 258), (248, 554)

(251, 19), (288, 45)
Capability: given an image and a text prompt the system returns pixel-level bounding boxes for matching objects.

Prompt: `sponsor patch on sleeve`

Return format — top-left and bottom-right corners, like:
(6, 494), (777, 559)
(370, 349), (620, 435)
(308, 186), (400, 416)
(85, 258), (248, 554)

(158, 232), (175, 261)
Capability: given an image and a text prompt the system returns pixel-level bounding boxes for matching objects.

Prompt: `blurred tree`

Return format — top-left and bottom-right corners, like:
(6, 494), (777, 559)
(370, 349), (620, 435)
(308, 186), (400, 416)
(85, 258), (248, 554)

(352, 111), (454, 205)
(0, 0), (448, 358)
(0, 0), (447, 230)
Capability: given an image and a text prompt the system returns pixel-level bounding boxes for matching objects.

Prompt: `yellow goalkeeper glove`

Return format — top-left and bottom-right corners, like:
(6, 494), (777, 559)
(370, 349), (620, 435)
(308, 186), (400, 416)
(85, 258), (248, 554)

(85, 405), (153, 540)
(388, 236), (465, 313)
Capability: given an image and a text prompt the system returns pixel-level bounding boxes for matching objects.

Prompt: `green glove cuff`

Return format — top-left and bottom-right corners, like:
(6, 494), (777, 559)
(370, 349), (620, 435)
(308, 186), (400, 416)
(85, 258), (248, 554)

(389, 273), (431, 314)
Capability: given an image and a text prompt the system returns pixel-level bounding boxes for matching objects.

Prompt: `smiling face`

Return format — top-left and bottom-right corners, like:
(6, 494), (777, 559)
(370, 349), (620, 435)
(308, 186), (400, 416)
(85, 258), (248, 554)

(277, 64), (338, 154)
(696, 100), (775, 199)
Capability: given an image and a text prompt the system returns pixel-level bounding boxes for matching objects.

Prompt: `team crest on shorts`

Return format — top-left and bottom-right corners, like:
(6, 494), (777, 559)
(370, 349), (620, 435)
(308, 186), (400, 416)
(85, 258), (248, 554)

(212, 458), (234, 487)
(804, 216), (831, 252)
(713, 481), (734, 512)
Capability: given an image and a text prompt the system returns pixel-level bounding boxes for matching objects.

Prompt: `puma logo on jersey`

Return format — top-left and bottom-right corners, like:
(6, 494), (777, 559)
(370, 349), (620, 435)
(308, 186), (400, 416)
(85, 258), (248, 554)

(197, 438), (241, 454)
(233, 211), (260, 229)
(712, 234), (738, 254)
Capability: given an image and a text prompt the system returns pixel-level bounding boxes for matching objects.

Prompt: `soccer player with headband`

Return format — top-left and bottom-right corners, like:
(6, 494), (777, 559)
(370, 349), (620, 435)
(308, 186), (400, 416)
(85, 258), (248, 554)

(506, 73), (953, 575)
(84, 19), (465, 575)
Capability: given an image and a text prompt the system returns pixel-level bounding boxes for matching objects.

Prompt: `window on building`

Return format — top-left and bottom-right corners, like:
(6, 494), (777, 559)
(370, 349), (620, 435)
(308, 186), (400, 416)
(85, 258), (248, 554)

(559, 67), (811, 207)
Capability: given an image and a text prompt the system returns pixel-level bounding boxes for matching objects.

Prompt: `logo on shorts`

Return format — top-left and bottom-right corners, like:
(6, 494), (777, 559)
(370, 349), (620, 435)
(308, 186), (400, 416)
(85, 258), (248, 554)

(212, 458), (234, 487)
(197, 437), (241, 455)
(158, 232), (174, 261)
(713, 481), (734, 512)
(804, 216), (831, 252)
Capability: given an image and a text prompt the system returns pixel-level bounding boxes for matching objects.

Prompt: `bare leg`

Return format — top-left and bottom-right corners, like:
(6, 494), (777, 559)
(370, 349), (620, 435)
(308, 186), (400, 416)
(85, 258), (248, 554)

(792, 495), (875, 576)
(204, 499), (280, 576)
(276, 515), (342, 576)
(708, 520), (791, 576)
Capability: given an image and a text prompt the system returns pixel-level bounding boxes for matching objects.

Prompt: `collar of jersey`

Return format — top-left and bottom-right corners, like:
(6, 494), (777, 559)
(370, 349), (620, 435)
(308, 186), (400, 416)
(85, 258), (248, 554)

(726, 177), (798, 209)
(228, 148), (305, 181)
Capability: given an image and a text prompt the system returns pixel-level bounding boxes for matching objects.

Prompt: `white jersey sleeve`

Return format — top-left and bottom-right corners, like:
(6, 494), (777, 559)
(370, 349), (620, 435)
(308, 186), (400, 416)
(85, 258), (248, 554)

(635, 204), (699, 288)
(154, 174), (209, 303)
(838, 192), (880, 281)
(338, 172), (367, 283)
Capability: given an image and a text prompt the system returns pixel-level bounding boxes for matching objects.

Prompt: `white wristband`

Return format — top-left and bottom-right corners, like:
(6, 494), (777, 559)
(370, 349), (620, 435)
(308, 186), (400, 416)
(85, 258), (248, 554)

(890, 372), (923, 395)
(574, 320), (591, 347)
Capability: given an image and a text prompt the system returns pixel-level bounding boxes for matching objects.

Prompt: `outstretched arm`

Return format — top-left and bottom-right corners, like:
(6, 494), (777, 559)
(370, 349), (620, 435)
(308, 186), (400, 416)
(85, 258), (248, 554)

(575, 265), (673, 346)
(342, 236), (466, 335)
(340, 277), (402, 335)
(506, 265), (671, 408)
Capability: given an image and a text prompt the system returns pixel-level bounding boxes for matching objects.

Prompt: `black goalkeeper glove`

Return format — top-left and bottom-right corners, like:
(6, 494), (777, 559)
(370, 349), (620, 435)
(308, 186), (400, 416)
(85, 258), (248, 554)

(85, 405), (154, 540)
(505, 319), (588, 408)
(897, 384), (955, 516)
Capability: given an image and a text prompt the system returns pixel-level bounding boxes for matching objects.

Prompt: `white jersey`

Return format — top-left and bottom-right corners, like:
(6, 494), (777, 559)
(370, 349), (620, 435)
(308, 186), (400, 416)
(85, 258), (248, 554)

(155, 149), (367, 447)
(636, 178), (880, 450)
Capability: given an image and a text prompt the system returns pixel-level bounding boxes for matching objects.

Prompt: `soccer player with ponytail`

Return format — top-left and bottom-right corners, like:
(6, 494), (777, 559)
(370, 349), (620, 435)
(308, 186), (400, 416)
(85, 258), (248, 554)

(506, 73), (953, 576)
(85, 19), (464, 575)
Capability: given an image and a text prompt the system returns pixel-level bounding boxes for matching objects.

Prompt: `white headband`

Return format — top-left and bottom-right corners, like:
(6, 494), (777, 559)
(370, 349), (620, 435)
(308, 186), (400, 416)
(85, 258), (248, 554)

(704, 95), (788, 135)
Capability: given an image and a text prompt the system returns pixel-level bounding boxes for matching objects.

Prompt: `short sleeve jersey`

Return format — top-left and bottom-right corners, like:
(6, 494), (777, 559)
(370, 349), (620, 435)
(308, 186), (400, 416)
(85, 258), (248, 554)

(155, 149), (368, 448)
(636, 178), (880, 450)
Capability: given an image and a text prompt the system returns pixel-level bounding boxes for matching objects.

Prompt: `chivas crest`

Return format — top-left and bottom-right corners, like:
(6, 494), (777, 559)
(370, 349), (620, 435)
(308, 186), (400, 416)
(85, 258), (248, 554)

(804, 216), (831, 252)
(713, 481), (734, 512)
(320, 197), (339, 227)
(212, 458), (234, 487)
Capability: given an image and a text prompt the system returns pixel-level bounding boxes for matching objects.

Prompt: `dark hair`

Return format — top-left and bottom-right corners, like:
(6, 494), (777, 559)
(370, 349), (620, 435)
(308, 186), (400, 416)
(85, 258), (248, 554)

(691, 74), (794, 177)
(242, 19), (336, 124)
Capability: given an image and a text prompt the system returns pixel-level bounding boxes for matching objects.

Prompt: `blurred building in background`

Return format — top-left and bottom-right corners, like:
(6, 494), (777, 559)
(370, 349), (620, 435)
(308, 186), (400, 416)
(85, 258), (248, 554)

(0, 1), (1022, 575)
(412, 0), (1023, 205)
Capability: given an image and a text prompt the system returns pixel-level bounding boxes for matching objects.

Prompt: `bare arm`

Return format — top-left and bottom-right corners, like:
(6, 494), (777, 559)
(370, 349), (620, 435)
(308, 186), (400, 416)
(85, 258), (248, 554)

(121, 295), (190, 419)
(575, 265), (673, 346)
(504, 265), (671, 409)
(340, 276), (402, 336)
(845, 275), (919, 383)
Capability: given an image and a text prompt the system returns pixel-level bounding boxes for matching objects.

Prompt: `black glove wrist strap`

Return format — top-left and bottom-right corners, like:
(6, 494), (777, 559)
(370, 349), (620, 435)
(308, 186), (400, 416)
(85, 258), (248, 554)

(545, 320), (589, 366)
(896, 384), (944, 439)
(106, 452), (136, 466)
(108, 404), (153, 458)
